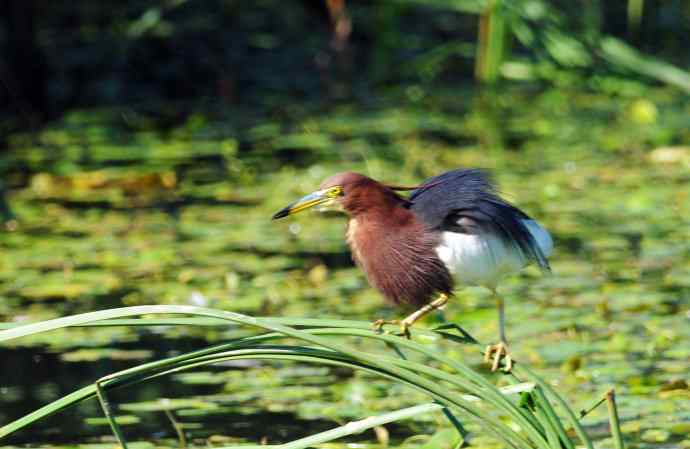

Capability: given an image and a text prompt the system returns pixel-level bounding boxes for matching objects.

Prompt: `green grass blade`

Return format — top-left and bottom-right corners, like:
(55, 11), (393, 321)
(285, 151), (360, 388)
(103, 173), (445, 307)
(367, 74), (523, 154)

(95, 380), (129, 449)
(110, 348), (534, 449)
(1, 307), (585, 449)
(515, 365), (593, 449)
(295, 327), (551, 448)
(251, 402), (444, 449)
(600, 37), (690, 93)
(606, 390), (625, 449)
(0, 385), (96, 438)
(5, 341), (536, 449)
(3, 324), (531, 447)
(154, 347), (535, 449)
(530, 385), (575, 449)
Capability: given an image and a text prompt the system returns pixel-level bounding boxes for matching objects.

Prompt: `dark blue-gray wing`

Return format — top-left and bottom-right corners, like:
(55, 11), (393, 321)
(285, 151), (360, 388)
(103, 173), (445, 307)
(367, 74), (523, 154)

(409, 168), (551, 271)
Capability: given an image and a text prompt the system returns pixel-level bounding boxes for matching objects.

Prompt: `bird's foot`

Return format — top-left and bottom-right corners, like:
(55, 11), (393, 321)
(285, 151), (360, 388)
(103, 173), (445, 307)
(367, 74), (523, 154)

(484, 341), (513, 372)
(372, 319), (411, 339)
(399, 320), (412, 339)
(372, 318), (399, 333)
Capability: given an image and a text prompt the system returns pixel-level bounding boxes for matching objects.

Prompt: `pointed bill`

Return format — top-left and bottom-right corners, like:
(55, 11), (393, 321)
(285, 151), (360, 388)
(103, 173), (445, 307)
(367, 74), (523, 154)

(272, 190), (331, 220)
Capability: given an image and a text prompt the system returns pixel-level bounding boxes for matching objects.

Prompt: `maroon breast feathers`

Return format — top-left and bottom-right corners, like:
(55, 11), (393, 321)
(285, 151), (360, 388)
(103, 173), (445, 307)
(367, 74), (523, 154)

(346, 208), (453, 308)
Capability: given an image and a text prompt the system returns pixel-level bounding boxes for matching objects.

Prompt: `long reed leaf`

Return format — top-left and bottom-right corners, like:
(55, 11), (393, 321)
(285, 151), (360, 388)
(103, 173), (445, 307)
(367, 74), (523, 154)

(0, 306), (585, 448)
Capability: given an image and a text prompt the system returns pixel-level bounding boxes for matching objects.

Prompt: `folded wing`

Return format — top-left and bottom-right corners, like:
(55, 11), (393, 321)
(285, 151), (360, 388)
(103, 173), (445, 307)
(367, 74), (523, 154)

(408, 169), (552, 273)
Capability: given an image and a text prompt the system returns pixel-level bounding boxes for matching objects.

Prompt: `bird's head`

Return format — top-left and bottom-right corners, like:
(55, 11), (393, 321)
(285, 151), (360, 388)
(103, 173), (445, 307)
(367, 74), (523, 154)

(273, 171), (418, 220)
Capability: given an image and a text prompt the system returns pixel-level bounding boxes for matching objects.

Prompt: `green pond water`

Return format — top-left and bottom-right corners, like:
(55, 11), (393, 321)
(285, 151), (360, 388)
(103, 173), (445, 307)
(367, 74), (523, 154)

(0, 85), (689, 448)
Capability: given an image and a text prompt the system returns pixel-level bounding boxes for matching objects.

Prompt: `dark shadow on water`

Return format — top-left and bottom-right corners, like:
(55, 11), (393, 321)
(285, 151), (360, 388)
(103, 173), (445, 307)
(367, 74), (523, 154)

(225, 245), (356, 269)
(0, 333), (215, 444)
(30, 197), (260, 211)
(1, 332), (419, 446)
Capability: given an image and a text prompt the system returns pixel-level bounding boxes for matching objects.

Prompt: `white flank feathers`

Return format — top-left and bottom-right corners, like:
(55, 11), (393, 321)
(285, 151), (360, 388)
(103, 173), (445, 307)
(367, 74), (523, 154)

(435, 219), (552, 289)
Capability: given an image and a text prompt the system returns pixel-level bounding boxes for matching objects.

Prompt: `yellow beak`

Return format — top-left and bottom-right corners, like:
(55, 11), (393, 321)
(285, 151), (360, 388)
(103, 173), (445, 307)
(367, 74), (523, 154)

(272, 190), (330, 219)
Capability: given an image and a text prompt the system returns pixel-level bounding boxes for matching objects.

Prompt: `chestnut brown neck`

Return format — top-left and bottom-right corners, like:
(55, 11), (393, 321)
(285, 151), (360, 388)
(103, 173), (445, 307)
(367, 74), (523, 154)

(344, 188), (453, 307)
(340, 178), (408, 217)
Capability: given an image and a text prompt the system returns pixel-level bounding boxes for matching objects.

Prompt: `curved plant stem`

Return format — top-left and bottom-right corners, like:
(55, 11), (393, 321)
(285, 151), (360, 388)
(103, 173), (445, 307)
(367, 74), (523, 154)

(0, 306), (590, 449)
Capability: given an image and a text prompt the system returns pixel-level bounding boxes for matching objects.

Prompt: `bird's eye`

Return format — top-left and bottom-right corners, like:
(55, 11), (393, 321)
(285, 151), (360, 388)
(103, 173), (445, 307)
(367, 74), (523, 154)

(326, 186), (343, 198)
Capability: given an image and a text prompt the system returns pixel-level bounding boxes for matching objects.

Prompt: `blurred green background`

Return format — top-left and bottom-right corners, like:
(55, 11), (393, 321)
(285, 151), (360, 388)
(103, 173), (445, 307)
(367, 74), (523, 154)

(1, 1), (689, 448)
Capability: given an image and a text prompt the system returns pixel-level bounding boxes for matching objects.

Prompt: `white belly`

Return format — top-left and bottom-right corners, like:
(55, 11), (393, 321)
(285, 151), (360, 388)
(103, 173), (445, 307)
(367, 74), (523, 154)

(435, 220), (552, 289)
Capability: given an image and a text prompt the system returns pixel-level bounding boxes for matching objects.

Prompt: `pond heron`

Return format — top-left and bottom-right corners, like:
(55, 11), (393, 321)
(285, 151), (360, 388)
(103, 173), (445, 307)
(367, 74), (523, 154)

(272, 169), (553, 372)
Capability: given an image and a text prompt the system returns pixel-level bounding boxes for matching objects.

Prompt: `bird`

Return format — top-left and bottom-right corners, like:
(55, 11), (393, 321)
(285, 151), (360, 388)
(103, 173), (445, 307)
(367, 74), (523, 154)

(272, 168), (553, 372)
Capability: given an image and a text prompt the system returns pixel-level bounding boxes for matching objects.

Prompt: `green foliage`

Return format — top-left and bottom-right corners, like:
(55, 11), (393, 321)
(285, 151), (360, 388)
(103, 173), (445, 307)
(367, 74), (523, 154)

(0, 306), (597, 449)
(1, 3), (690, 447)
(1, 81), (689, 446)
(3, 0), (690, 123)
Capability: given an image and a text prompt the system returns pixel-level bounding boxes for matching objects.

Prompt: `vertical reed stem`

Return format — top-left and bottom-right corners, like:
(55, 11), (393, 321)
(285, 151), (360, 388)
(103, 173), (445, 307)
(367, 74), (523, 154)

(95, 380), (129, 449)
(475, 0), (509, 84)
(606, 390), (625, 449)
(627, 0), (644, 41)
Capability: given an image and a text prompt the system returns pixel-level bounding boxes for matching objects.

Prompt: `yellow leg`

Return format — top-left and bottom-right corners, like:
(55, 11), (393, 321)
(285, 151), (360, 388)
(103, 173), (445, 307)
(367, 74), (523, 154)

(373, 293), (449, 338)
(484, 341), (512, 372)
(483, 290), (513, 372)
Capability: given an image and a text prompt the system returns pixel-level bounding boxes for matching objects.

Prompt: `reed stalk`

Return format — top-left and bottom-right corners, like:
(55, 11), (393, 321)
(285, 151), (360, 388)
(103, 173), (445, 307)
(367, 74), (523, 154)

(0, 306), (594, 449)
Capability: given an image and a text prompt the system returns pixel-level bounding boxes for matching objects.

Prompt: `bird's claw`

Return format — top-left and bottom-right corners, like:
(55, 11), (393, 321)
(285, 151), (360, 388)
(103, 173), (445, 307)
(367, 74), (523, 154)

(372, 318), (394, 330)
(372, 319), (398, 333)
(372, 319), (412, 339)
(484, 341), (512, 372)
(399, 321), (412, 339)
